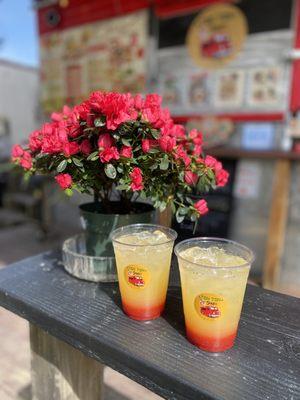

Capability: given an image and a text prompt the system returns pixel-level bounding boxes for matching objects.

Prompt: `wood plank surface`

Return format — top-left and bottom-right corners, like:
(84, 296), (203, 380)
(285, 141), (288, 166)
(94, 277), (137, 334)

(263, 160), (291, 289)
(0, 252), (299, 400)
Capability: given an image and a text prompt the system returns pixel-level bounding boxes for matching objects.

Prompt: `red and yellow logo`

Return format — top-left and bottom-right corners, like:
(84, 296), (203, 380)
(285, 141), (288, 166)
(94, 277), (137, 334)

(194, 293), (226, 320)
(125, 265), (150, 289)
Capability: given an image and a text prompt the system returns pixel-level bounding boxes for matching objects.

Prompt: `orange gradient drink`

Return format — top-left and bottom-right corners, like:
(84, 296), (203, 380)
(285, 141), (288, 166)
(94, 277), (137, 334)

(112, 224), (177, 321)
(175, 238), (254, 352)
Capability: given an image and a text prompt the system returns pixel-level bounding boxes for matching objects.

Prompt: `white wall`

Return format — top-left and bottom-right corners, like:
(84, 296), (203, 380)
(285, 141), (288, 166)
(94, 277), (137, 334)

(0, 60), (40, 148)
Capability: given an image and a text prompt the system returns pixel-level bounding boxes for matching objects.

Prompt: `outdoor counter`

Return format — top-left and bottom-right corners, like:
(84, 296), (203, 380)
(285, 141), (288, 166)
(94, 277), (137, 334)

(0, 251), (299, 400)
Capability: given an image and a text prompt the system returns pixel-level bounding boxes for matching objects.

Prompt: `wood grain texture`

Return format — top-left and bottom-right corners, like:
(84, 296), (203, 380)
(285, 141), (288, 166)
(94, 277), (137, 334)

(30, 324), (104, 400)
(0, 251), (299, 400)
(263, 160), (291, 289)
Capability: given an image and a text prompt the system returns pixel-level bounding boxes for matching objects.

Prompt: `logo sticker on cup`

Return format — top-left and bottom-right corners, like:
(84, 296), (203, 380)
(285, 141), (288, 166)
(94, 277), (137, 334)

(125, 265), (150, 289)
(194, 293), (226, 320)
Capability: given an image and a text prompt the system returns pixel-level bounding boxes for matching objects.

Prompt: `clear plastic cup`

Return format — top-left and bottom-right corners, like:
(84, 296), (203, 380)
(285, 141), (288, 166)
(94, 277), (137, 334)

(111, 224), (177, 321)
(175, 238), (254, 352)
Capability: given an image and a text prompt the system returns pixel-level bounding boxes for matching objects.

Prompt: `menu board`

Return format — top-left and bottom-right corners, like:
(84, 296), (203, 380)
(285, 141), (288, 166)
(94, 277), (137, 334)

(40, 10), (148, 113)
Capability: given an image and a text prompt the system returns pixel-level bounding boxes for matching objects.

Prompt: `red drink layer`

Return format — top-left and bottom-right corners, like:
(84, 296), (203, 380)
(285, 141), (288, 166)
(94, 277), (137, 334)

(122, 301), (165, 321)
(186, 326), (237, 352)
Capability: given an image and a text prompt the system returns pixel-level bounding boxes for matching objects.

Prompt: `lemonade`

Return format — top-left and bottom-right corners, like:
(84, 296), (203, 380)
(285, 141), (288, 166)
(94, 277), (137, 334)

(175, 238), (254, 352)
(112, 224), (177, 321)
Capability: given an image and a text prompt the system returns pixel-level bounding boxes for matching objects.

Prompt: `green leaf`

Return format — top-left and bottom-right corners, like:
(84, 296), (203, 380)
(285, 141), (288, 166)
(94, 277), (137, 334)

(206, 168), (216, 180)
(57, 159), (67, 173)
(94, 118), (105, 127)
(159, 201), (167, 212)
(177, 192), (184, 201)
(140, 191), (147, 200)
(151, 129), (160, 139)
(121, 138), (131, 146)
(72, 158), (83, 167)
(115, 184), (128, 190)
(23, 171), (32, 182)
(186, 197), (194, 205)
(149, 163), (158, 171)
(178, 207), (188, 215)
(104, 163), (117, 179)
(64, 188), (73, 197)
(160, 158), (169, 170)
(169, 202), (175, 214)
(191, 213), (198, 222)
(176, 213), (185, 223)
(87, 151), (99, 161)
(148, 148), (159, 154)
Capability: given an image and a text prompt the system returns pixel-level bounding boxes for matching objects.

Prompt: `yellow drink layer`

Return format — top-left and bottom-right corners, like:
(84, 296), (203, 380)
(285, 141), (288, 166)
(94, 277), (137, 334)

(178, 246), (250, 351)
(113, 230), (174, 320)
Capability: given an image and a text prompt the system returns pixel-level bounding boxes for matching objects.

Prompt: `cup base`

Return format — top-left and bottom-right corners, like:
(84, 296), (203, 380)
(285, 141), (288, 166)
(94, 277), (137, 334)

(125, 312), (162, 321)
(186, 327), (237, 352)
(122, 301), (164, 321)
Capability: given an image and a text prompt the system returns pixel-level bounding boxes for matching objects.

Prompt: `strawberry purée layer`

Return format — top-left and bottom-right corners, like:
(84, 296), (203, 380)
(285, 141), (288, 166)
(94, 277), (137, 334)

(186, 326), (237, 352)
(122, 301), (165, 321)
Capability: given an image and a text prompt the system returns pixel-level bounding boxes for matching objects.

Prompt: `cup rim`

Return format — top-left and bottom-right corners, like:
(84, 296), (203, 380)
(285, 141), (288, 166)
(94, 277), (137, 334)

(111, 223), (178, 247)
(174, 237), (255, 270)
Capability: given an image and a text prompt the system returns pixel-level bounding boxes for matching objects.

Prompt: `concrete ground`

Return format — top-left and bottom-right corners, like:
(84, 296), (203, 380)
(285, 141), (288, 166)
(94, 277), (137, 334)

(0, 222), (162, 400)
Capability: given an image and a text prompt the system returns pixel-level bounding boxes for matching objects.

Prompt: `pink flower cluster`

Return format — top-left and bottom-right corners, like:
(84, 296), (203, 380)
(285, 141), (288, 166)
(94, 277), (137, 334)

(11, 144), (32, 170)
(203, 155), (229, 187)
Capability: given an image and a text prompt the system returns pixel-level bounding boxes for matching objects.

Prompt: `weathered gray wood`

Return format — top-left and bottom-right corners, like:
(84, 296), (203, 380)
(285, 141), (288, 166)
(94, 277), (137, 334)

(30, 324), (104, 400)
(0, 251), (299, 400)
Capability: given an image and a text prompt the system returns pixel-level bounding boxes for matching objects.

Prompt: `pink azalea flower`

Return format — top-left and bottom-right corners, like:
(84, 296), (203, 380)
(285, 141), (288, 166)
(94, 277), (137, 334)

(216, 169), (229, 187)
(120, 146), (133, 158)
(175, 145), (191, 167)
(55, 173), (72, 189)
(184, 171), (198, 186)
(130, 167), (143, 191)
(158, 135), (176, 152)
(11, 144), (24, 158)
(80, 139), (92, 155)
(99, 146), (119, 163)
(89, 92), (135, 130)
(63, 141), (80, 157)
(204, 155), (218, 169)
(189, 129), (203, 145)
(98, 133), (114, 150)
(194, 199), (209, 216)
(29, 130), (43, 152)
(142, 139), (150, 153)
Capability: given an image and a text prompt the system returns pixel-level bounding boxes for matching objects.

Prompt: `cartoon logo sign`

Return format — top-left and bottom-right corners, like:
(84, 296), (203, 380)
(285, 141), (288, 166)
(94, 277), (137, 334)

(194, 293), (226, 320)
(125, 265), (150, 289)
(186, 4), (248, 69)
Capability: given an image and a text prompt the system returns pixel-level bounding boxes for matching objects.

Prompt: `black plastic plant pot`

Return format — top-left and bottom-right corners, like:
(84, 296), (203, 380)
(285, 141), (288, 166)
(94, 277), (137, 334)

(79, 201), (156, 258)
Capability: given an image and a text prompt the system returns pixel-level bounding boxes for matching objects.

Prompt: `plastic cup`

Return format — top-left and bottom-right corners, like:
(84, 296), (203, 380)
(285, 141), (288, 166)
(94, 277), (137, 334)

(175, 238), (254, 352)
(111, 224), (177, 321)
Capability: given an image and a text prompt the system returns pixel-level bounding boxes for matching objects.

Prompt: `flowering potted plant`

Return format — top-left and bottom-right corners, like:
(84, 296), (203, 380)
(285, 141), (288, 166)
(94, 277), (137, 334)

(12, 91), (228, 266)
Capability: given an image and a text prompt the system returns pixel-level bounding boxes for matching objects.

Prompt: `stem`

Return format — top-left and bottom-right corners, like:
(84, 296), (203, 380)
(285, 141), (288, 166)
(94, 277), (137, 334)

(93, 188), (100, 203)
(120, 191), (132, 213)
